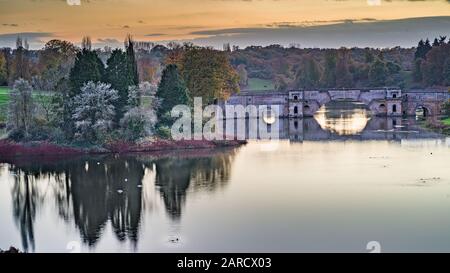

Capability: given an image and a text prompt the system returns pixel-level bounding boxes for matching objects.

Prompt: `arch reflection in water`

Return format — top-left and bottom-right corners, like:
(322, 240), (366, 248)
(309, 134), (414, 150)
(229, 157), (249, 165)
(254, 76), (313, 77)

(314, 101), (371, 136)
(5, 149), (237, 251)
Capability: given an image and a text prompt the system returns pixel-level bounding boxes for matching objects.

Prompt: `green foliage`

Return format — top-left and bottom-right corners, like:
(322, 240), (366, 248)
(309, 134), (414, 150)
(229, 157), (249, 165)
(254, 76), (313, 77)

(0, 87), (10, 124)
(36, 40), (78, 91)
(369, 58), (387, 87)
(246, 78), (275, 91)
(156, 125), (171, 139)
(415, 39), (432, 60)
(120, 107), (156, 141)
(294, 55), (321, 89)
(156, 64), (189, 127)
(443, 58), (450, 86)
(421, 43), (450, 86)
(413, 58), (423, 82)
(443, 118), (450, 126)
(125, 35), (140, 86)
(9, 47), (30, 83)
(181, 46), (239, 104)
(322, 51), (337, 87)
(443, 100), (450, 116)
(335, 50), (353, 88)
(69, 49), (105, 97)
(106, 49), (134, 121)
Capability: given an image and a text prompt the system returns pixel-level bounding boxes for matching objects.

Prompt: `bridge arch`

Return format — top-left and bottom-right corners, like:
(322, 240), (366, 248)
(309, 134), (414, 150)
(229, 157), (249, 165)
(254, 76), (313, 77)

(415, 104), (432, 118)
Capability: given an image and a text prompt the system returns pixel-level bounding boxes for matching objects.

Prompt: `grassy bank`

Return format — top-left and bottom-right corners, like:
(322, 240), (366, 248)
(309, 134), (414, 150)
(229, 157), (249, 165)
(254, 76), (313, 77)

(0, 87), (54, 125)
(0, 139), (247, 158)
(243, 78), (274, 91)
(0, 87), (9, 124)
(443, 118), (450, 126)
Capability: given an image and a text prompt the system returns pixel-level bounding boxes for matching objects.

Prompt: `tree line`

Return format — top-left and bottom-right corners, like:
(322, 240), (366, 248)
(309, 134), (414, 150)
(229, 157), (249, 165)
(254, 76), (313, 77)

(2, 37), (239, 144)
(230, 38), (450, 90)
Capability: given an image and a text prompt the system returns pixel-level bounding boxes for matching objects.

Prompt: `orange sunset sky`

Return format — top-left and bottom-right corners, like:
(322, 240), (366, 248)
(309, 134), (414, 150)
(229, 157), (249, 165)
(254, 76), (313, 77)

(1, 0), (450, 48)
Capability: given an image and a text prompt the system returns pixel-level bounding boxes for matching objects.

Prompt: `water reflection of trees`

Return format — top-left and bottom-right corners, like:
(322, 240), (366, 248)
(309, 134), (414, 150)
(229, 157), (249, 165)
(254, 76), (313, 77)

(5, 148), (237, 250)
(151, 151), (234, 220)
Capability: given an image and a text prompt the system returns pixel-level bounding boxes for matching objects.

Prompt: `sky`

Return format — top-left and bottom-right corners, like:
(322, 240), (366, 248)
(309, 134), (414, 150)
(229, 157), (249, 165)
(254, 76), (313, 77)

(0, 0), (450, 49)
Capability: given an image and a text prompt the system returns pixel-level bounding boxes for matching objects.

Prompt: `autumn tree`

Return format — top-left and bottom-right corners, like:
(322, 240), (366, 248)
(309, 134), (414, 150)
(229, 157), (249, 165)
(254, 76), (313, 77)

(322, 51), (337, 88)
(36, 40), (78, 91)
(421, 43), (450, 86)
(335, 49), (353, 88)
(294, 55), (321, 89)
(443, 58), (450, 86)
(369, 58), (387, 87)
(9, 37), (31, 83)
(181, 46), (239, 104)
(7, 79), (35, 137)
(0, 52), (7, 85)
(236, 64), (248, 87)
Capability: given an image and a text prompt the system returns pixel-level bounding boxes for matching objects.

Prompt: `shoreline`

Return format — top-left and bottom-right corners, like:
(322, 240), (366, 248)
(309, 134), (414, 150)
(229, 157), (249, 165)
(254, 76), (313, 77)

(0, 139), (247, 159)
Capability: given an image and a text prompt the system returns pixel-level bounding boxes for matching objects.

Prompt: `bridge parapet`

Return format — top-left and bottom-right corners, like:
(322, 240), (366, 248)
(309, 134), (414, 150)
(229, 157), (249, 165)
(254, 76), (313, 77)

(223, 88), (448, 117)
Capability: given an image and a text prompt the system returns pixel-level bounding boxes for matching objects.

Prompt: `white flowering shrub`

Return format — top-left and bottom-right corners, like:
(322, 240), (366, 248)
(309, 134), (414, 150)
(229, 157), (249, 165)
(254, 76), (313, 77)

(72, 81), (118, 142)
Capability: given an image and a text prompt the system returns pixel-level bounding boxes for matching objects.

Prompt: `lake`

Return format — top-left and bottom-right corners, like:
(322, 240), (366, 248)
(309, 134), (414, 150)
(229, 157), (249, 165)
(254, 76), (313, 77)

(0, 101), (449, 253)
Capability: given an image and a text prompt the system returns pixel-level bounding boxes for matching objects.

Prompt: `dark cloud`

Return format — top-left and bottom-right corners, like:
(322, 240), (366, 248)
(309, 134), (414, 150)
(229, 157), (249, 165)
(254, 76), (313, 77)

(182, 16), (450, 49)
(2, 23), (19, 27)
(145, 33), (166, 37)
(97, 38), (120, 43)
(0, 32), (53, 48)
(94, 37), (123, 48)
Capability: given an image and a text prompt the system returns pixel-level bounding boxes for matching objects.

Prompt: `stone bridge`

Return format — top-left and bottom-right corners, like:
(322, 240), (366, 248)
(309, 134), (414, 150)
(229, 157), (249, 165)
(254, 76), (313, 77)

(223, 88), (449, 117)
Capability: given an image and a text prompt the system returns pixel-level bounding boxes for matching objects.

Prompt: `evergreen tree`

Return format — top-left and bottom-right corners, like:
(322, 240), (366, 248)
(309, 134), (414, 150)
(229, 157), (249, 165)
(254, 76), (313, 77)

(433, 38), (440, 47)
(125, 35), (139, 86)
(156, 64), (189, 126)
(106, 49), (134, 121)
(415, 39), (433, 60)
(69, 49), (105, 97)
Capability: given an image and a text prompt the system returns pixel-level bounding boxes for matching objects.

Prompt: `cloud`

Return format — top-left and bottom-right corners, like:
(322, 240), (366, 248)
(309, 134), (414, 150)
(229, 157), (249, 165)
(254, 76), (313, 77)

(0, 32), (54, 48)
(97, 38), (120, 44)
(2, 23), (19, 27)
(180, 16), (450, 49)
(145, 33), (166, 37)
(95, 37), (123, 48)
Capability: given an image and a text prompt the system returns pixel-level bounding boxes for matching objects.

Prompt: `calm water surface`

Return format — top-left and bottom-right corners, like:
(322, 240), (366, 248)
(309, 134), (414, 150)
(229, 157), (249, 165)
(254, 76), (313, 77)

(0, 102), (449, 253)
